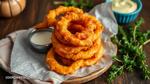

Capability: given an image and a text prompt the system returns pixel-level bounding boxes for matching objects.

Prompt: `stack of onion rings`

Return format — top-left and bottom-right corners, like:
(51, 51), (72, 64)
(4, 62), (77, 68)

(36, 6), (104, 75)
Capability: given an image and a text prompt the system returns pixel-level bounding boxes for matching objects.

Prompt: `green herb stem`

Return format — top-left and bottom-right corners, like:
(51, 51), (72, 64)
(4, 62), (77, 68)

(114, 57), (123, 63)
(133, 18), (144, 41)
(133, 25), (138, 41)
(139, 39), (150, 49)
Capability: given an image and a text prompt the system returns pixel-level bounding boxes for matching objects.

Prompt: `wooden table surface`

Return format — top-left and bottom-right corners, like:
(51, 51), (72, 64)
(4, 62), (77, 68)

(0, 0), (150, 84)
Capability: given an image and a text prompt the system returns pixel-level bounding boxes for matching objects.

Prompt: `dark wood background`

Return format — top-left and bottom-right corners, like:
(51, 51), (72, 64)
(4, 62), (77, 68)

(0, 0), (150, 84)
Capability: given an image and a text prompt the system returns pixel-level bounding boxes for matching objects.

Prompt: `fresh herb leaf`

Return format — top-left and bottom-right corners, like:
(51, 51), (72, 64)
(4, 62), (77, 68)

(63, 0), (94, 11)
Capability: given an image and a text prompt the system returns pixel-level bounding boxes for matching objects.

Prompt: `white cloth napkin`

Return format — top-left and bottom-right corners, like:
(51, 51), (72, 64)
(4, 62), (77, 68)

(0, 30), (53, 84)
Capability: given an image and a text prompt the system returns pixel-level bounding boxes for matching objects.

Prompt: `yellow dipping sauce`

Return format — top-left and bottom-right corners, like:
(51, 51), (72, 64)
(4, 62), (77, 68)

(112, 0), (137, 13)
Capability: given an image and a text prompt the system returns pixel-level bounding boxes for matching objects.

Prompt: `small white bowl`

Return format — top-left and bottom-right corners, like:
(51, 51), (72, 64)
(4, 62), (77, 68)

(28, 28), (53, 53)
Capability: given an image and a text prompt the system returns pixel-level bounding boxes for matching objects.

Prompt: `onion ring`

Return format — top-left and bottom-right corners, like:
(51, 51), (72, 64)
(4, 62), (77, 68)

(52, 31), (89, 55)
(55, 13), (103, 46)
(83, 45), (104, 67)
(46, 48), (83, 75)
(58, 44), (104, 66)
(46, 45), (103, 75)
(52, 33), (101, 61)
(35, 6), (84, 29)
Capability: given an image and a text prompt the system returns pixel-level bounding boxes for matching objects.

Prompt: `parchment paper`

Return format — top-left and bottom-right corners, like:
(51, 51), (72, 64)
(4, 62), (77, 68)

(10, 3), (118, 84)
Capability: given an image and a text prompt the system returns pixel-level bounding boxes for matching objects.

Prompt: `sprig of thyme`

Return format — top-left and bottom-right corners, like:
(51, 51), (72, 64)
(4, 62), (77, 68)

(107, 18), (150, 83)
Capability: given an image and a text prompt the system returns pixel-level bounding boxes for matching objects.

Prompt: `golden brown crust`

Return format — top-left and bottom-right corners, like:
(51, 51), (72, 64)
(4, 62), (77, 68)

(35, 6), (84, 29)
(41, 6), (105, 75)
(52, 33), (102, 61)
(46, 45), (103, 75)
(55, 13), (103, 47)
